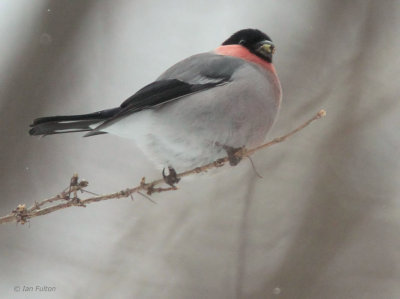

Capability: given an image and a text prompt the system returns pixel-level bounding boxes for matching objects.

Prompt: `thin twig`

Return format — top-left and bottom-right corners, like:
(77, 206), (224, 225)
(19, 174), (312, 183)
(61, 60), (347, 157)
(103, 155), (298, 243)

(0, 110), (326, 225)
(137, 192), (158, 204)
(246, 156), (263, 179)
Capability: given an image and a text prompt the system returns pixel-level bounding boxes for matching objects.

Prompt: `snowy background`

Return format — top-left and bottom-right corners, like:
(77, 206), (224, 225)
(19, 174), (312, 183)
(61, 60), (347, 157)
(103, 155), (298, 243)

(1, 0), (399, 298)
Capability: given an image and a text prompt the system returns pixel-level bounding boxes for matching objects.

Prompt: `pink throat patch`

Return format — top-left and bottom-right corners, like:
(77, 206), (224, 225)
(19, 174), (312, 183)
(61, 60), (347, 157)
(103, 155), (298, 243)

(215, 45), (276, 73)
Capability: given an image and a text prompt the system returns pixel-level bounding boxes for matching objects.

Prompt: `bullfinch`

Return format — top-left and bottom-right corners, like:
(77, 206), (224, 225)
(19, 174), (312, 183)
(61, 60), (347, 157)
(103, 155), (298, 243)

(29, 29), (282, 182)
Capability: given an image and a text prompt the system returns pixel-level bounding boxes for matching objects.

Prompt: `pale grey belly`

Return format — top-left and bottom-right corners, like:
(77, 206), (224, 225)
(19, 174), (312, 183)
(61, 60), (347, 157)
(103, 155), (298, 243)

(145, 78), (278, 169)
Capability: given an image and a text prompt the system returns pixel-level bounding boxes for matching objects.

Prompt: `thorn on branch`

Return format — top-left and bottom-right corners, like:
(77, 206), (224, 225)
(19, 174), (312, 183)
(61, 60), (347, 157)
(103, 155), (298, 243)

(137, 191), (157, 204)
(80, 189), (100, 196)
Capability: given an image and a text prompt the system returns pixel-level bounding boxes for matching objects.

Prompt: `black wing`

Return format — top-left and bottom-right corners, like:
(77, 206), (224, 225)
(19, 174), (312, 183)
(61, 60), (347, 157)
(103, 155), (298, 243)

(86, 77), (229, 136)
(120, 78), (227, 110)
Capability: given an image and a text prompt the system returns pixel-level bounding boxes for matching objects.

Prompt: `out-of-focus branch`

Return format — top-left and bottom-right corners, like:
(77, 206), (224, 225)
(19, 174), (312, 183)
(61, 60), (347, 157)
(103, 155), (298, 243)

(0, 110), (326, 225)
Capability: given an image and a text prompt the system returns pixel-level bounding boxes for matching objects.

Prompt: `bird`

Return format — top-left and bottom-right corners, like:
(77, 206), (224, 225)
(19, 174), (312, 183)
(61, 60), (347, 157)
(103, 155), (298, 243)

(29, 28), (282, 184)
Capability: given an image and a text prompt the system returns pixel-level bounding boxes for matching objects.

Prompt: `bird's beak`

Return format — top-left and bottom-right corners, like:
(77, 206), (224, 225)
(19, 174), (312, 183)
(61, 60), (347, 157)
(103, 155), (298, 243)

(255, 41), (275, 63)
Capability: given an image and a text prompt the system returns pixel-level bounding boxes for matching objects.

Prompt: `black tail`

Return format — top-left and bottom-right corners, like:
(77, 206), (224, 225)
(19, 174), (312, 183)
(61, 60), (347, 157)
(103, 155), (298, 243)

(29, 107), (120, 136)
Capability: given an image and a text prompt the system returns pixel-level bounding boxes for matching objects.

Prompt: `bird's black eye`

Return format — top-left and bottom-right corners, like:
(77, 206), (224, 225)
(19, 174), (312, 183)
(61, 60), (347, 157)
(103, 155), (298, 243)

(239, 39), (246, 45)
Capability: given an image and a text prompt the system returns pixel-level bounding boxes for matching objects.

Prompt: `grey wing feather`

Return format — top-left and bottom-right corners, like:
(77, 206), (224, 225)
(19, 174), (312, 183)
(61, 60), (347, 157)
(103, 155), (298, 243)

(158, 52), (245, 83)
(87, 53), (242, 136)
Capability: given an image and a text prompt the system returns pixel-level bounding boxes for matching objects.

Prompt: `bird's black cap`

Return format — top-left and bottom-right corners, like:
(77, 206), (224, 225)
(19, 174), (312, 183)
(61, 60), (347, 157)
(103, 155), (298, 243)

(222, 29), (272, 46)
(222, 29), (275, 63)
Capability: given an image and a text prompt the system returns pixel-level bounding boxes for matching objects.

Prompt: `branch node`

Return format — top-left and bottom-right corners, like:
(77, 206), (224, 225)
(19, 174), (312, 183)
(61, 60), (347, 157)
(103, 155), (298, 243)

(274, 136), (285, 143)
(214, 159), (226, 167)
(12, 204), (29, 224)
(31, 201), (41, 211)
(317, 109), (327, 118)
(118, 189), (131, 198)
(140, 177), (147, 188)
(139, 177), (155, 195)
(70, 173), (79, 187)
(146, 184), (156, 195)
(79, 180), (89, 188)
(71, 197), (86, 207)
(148, 185), (177, 195)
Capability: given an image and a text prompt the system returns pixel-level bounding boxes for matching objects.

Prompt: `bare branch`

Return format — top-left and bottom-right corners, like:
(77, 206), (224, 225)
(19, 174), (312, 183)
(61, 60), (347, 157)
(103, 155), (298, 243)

(0, 110), (326, 225)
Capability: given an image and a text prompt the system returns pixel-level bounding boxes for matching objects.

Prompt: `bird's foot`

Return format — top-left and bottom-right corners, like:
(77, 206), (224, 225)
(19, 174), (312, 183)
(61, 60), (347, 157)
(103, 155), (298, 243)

(223, 145), (244, 166)
(162, 166), (180, 187)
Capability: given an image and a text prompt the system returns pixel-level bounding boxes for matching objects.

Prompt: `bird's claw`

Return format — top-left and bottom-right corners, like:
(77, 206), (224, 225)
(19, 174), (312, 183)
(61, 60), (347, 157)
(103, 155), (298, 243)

(223, 145), (244, 166)
(162, 166), (180, 187)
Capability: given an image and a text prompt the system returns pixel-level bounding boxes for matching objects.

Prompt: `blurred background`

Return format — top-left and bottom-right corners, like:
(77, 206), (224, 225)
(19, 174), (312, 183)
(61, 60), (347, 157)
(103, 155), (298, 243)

(1, 0), (399, 298)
